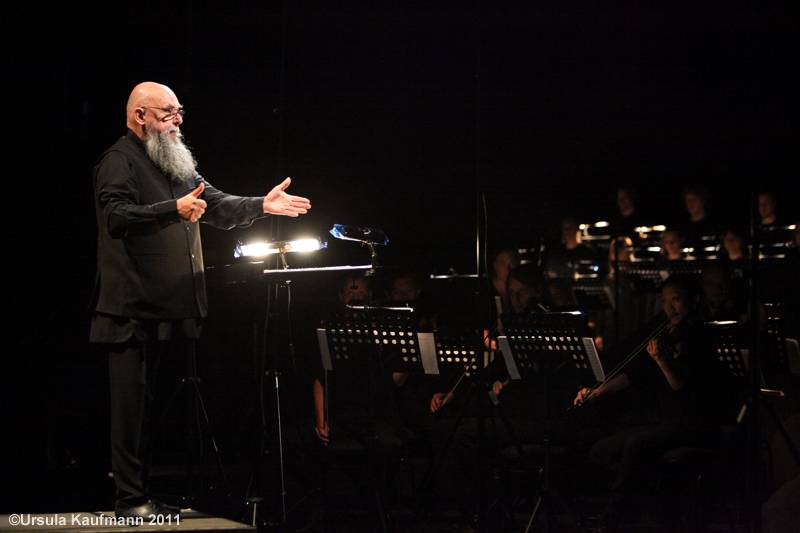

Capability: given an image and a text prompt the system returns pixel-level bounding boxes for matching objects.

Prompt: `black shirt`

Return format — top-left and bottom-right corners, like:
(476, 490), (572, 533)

(626, 319), (729, 428)
(678, 216), (719, 251)
(91, 130), (266, 342)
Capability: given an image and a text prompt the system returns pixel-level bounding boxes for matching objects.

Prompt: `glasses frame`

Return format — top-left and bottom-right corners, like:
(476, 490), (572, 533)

(141, 106), (185, 122)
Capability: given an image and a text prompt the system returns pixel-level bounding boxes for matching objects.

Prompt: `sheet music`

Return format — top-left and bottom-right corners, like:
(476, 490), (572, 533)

(417, 332), (440, 375)
(317, 328), (333, 371)
(497, 336), (521, 380)
(582, 337), (605, 382)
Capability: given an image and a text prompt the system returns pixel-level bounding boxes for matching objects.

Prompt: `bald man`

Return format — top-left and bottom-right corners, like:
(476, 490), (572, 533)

(91, 82), (311, 519)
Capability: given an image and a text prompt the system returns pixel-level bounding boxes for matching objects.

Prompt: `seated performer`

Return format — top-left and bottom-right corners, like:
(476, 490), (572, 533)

(305, 273), (411, 529)
(490, 248), (521, 313)
(699, 263), (748, 323)
(573, 277), (735, 528)
(312, 274), (406, 448)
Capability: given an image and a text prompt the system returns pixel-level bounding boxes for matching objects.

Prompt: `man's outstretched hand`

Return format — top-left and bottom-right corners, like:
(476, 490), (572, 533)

(263, 177), (311, 217)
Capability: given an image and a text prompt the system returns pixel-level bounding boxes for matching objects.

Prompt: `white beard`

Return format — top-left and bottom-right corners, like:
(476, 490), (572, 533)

(144, 127), (198, 183)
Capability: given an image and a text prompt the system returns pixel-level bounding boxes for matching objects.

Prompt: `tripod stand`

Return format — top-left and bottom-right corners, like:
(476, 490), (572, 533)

(159, 339), (232, 509)
(241, 260), (290, 528)
(243, 259), (376, 528)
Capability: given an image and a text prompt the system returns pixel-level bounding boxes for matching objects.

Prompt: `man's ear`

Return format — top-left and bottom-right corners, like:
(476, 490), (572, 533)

(134, 108), (147, 125)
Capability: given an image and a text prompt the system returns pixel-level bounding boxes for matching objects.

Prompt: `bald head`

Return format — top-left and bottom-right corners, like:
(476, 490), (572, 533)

(126, 82), (183, 138)
(123, 82), (195, 180)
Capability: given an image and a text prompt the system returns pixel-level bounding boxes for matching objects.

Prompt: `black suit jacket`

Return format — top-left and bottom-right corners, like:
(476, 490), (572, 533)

(92, 130), (266, 320)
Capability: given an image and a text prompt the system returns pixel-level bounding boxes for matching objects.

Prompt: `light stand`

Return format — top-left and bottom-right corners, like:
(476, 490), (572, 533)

(236, 237), (326, 528)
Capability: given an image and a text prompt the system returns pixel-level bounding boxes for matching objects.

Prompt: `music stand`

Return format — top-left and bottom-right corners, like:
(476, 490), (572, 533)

(498, 311), (603, 385)
(763, 302), (790, 374)
(706, 321), (800, 467)
(618, 261), (666, 292)
(414, 327), (497, 525)
(619, 260), (705, 292)
(243, 256), (372, 528)
(316, 306), (439, 532)
(572, 278), (614, 311)
(497, 311), (600, 533)
(317, 307), (440, 377)
(663, 259), (706, 277)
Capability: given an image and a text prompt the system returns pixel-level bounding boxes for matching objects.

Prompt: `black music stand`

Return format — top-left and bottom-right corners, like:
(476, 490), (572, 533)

(618, 261), (665, 292)
(497, 311), (602, 533)
(415, 327), (497, 527)
(243, 262), (373, 528)
(572, 278), (613, 311)
(317, 306), (441, 386)
(662, 259), (706, 277)
(706, 321), (800, 467)
(618, 261), (668, 292)
(619, 260), (705, 293)
(763, 302), (790, 374)
(316, 307), (439, 532)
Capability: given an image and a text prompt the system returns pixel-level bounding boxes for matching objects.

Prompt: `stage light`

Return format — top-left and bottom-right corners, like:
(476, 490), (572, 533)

(234, 237), (326, 259)
(287, 238), (327, 253)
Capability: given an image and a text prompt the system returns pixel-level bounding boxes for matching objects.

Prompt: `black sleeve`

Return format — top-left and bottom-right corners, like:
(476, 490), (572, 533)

(95, 152), (179, 238)
(196, 175), (268, 230)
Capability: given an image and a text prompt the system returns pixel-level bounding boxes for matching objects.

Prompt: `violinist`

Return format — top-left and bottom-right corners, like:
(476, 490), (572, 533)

(573, 277), (733, 528)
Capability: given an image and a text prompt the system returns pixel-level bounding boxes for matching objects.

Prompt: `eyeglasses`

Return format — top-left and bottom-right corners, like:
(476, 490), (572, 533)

(141, 106), (186, 122)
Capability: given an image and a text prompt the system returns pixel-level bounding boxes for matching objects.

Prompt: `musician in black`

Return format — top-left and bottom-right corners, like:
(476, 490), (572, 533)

(311, 274), (407, 449)
(598, 236), (646, 349)
(699, 263), (748, 323)
(611, 187), (644, 241)
(718, 227), (748, 279)
(573, 277), (732, 526)
(307, 273), (421, 531)
(91, 82), (311, 519)
(544, 217), (599, 309)
(658, 229), (685, 262)
(543, 217), (599, 281)
(677, 186), (718, 251)
(758, 191), (780, 228)
(490, 248), (520, 313)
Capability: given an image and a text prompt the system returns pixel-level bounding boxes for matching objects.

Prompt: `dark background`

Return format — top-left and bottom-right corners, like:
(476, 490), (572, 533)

(2, 1), (797, 513)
